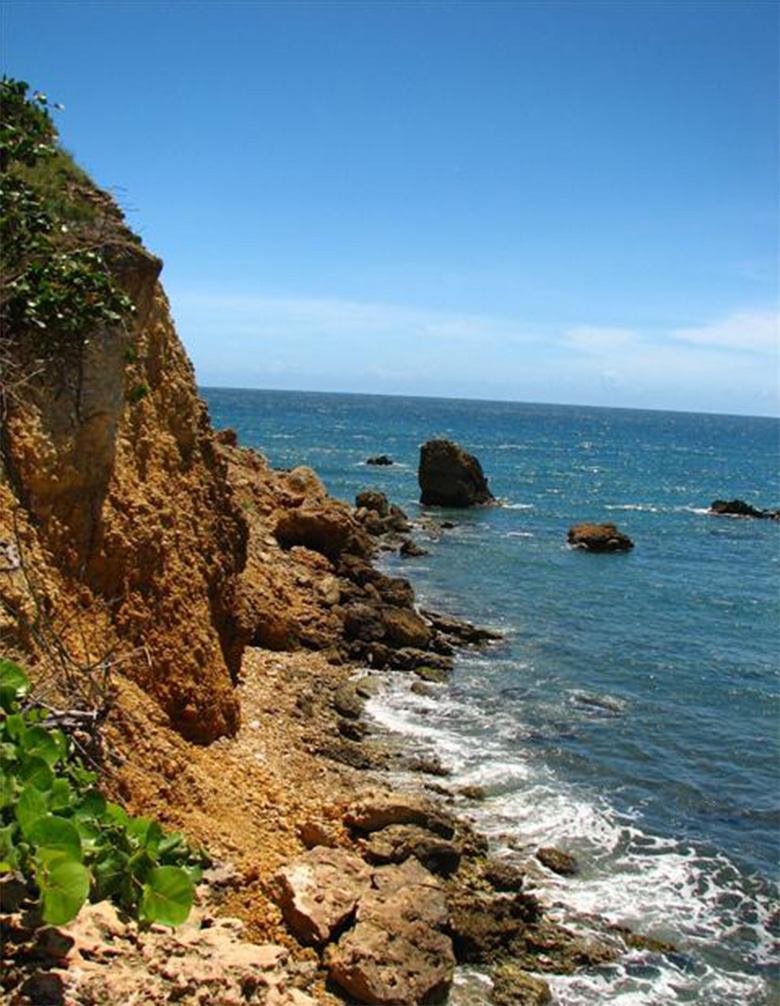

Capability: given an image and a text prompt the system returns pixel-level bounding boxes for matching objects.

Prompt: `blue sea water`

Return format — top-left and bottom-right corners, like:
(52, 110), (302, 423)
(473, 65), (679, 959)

(203, 387), (779, 1006)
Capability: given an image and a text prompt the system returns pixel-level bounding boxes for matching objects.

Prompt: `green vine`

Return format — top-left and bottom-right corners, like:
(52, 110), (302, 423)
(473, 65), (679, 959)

(1, 659), (207, 927)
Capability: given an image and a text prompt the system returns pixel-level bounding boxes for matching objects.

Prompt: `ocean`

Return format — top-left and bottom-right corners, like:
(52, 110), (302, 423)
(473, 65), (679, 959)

(203, 387), (779, 1006)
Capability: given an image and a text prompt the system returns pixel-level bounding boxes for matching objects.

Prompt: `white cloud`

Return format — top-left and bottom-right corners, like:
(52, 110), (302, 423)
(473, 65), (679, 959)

(670, 310), (779, 354)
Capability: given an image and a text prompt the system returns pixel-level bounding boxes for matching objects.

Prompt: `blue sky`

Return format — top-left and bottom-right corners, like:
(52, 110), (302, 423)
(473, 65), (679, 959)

(2, 0), (778, 415)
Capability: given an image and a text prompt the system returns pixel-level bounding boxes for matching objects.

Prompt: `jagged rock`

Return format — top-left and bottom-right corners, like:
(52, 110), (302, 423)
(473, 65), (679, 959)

(215, 427), (238, 446)
(509, 918), (619, 974)
(419, 440), (495, 507)
(491, 964), (552, 1005)
(361, 824), (462, 876)
(327, 860), (455, 1005)
(567, 523), (634, 552)
(284, 467), (328, 502)
(381, 607), (433, 649)
(276, 504), (369, 560)
(536, 847), (578, 876)
(356, 491), (390, 516)
(375, 576), (415, 609)
(366, 455), (394, 466)
(343, 603), (386, 643)
(709, 498), (780, 520)
(297, 820), (340, 849)
(406, 755), (452, 778)
(273, 847), (372, 945)
(317, 738), (386, 770)
(344, 792), (457, 839)
(421, 609), (502, 644)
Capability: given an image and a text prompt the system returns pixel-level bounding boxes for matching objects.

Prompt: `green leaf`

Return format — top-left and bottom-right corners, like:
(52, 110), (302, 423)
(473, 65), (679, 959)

(37, 857), (90, 924)
(22, 726), (59, 766)
(29, 816), (82, 862)
(92, 849), (128, 900)
(16, 784), (48, 836)
(139, 866), (194, 927)
(19, 755), (54, 791)
(75, 789), (107, 821)
(0, 660), (29, 712)
(49, 778), (72, 811)
(105, 802), (129, 826)
(4, 713), (26, 741)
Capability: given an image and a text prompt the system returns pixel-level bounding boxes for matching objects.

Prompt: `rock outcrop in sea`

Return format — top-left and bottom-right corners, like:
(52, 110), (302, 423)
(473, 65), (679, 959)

(708, 498), (780, 520)
(568, 522), (634, 551)
(418, 439), (495, 507)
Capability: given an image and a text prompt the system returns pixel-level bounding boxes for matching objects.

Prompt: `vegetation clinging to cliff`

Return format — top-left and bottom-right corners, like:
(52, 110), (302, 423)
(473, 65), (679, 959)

(0, 78), (136, 378)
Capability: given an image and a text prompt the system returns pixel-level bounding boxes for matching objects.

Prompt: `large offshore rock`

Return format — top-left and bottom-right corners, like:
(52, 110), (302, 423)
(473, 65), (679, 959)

(273, 847), (372, 945)
(418, 440), (495, 507)
(327, 859), (455, 1005)
(567, 522), (634, 552)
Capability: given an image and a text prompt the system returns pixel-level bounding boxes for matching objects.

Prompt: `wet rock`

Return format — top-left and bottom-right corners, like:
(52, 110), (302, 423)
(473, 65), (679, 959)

(491, 963), (552, 1005)
(273, 847), (372, 945)
(419, 440), (495, 508)
(567, 522), (634, 552)
(354, 675), (384, 699)
(374, 576), (415, 609)
(411, 681), (438, 697)
(400, 538), (429, 557)
(361, 824), (463, 876)
(421, 609), (503, 645)
(448, 891), (543, 964)
(344, 791), (457, 839)
(387, 648), (454, 673)
(458, 784), (487, 801)
(536, 847), (578, 876)
(709, 498), (780, 520)
(356, 491), (390, 516)
(609, 924), (678, 955)
(484, 861), (525, 892)
(366, 455), (394, 466)
(414, 665), (452, 684)
(333, 681), (365, 719)
(381, 607), (433, 649)
(406, 755), (452, 778)
(327, 859), (455, 1005)
(509, 918), (619, 974)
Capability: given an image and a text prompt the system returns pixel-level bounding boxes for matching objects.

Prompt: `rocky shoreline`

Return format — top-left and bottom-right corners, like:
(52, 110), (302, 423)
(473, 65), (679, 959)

(2, 434), (652, 1006)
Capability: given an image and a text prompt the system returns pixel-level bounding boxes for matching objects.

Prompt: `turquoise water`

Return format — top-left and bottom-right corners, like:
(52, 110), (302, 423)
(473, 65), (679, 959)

(203, 387), (779, 1005)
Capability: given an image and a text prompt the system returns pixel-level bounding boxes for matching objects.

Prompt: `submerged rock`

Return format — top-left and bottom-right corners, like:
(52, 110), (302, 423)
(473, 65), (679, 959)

(567, 522), (634, 552)
(709, 498), (780, 520)
(419, 440), (495, 507)
(491, 963), (552, 1006)
(536, 847), (578, 876)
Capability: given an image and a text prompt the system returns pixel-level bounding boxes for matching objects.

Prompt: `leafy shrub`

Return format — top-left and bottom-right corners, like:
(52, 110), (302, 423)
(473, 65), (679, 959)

(0, 658), (207, 926)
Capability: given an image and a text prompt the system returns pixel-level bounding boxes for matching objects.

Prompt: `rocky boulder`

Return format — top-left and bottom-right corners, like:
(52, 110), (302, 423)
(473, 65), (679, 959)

(366, 455), (394, 466)
(567, 522), (634, 552)
(418, 440), (495, 507)
(536, 847), (578, 876)
(326, 859), (455, 1005)
(381, 606), (433, 649)
(491, 964), (552, 1006)
(344, 791), (456, 839)
(275, 504), (370, 561)
(709, 498), (780, 520)
(360, 823), (462, 876)
(273, 847), (372, 945)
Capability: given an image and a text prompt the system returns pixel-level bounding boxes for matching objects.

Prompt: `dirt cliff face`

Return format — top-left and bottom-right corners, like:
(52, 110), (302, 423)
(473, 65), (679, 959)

(1, 239), (247, 742)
